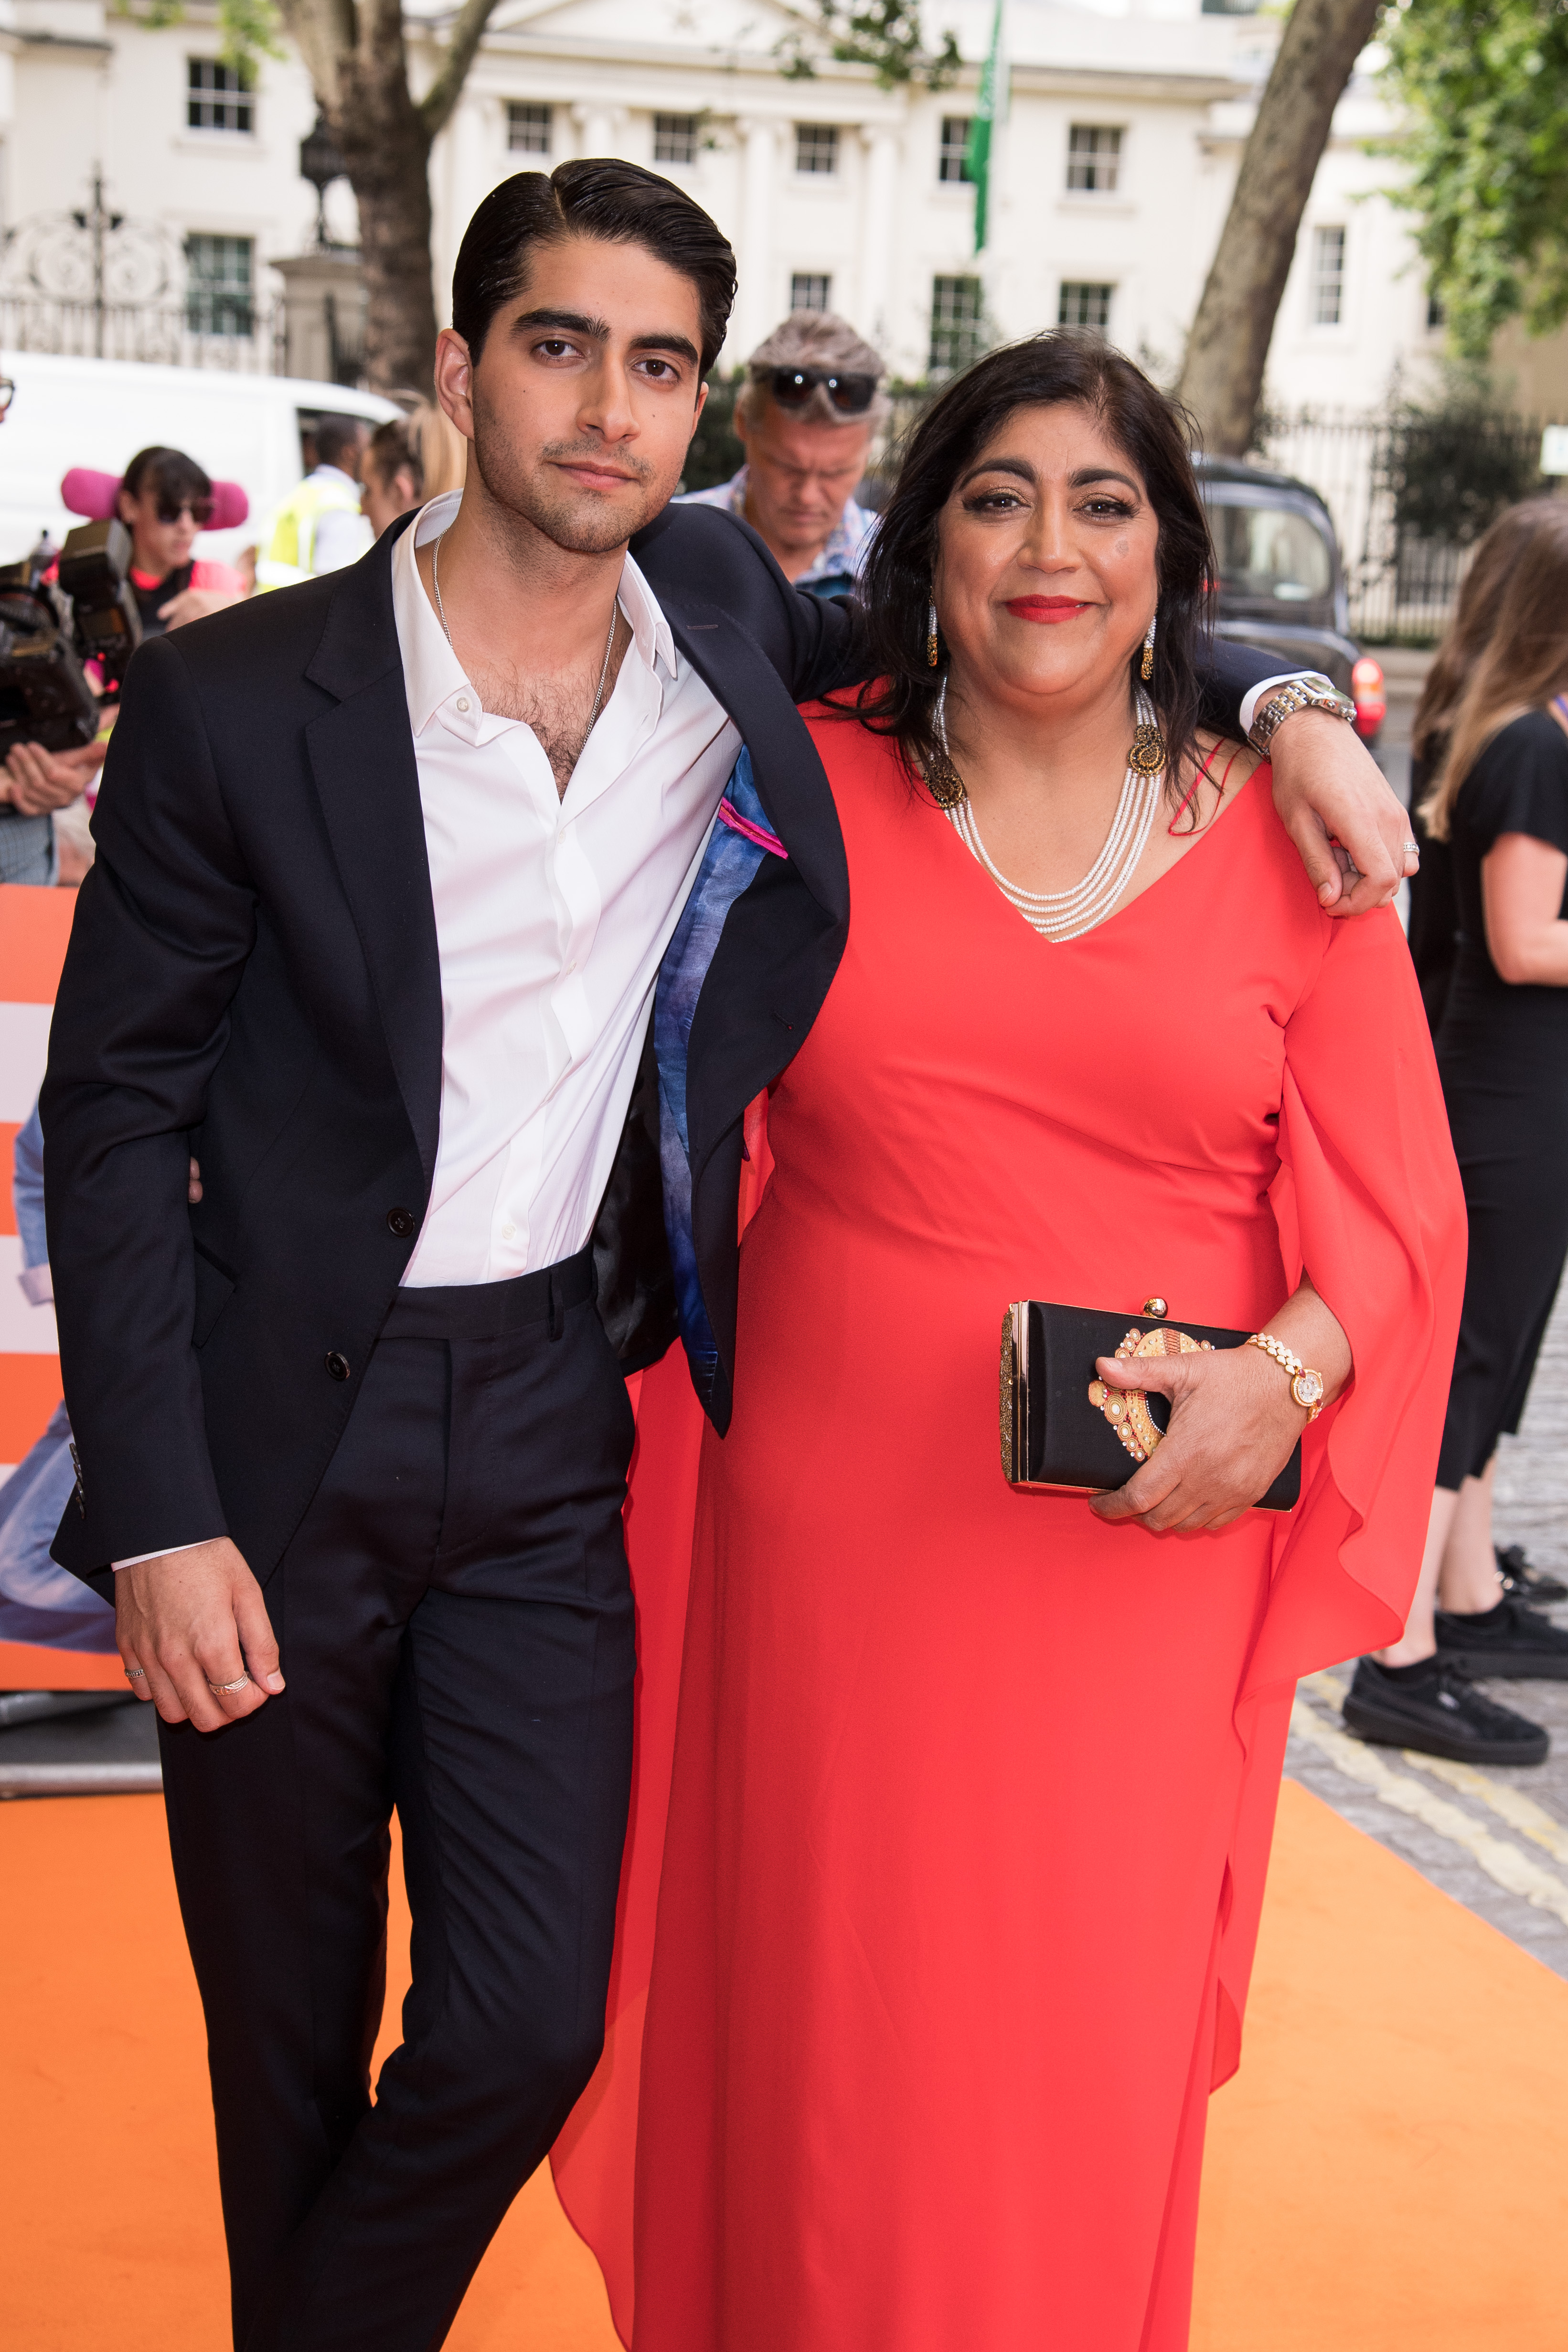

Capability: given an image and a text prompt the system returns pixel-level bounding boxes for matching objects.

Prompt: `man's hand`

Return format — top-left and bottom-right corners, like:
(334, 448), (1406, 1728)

(117, 1537), (284, 1731)
(1267, 706), (1416, 917)
(157, 585), (242, 631)
(2, 736), (106, 815)
(1088, 1342), (1305, 1534)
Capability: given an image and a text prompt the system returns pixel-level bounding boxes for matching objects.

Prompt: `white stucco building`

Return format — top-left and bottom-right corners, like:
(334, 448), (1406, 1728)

(0, 0), (1483, 414)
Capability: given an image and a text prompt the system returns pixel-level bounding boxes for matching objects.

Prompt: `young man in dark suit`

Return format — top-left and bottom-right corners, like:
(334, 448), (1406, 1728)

(42, 162), (1412, 2350)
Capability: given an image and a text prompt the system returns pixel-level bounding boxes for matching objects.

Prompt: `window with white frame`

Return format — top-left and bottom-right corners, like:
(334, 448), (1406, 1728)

(1058, 281), (1114, 331)
(654, 113), (700, 166)
(187, 58), (254, 135)
(795, 123), (840, 175)
(185, 234), (255, 337)
(1066, 125), (1121, 193)
(1310, 226), (1346, 326)
(930, 276), (984, 376)
(790, 273), (832, 312)
(939, 117), (973, 183)
(506, 102), (552, 154)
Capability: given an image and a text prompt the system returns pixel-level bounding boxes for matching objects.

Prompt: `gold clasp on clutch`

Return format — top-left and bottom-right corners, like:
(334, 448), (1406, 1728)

(1087, 1323), (1214, 1464)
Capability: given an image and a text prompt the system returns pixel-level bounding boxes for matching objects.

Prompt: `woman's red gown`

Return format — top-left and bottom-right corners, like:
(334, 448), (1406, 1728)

(553, 722), (1465, 2351)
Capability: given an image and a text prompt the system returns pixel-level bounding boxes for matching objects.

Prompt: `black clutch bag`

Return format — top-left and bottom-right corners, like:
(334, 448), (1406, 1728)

(999, 1301), (1301, 1512)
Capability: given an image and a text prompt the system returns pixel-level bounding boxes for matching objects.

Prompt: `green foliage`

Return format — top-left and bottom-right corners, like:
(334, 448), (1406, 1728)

(778, 0), (960, 89)
(681, 374), (747, 494)
(1382, 0), (1568, 357)
(110, 0), (284, 67)
(217, 0), (286, 68)
(1379, 363), (1546, 542)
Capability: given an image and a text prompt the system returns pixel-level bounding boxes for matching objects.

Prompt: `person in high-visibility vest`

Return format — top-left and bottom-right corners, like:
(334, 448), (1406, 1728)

(255, 412), (373, 589)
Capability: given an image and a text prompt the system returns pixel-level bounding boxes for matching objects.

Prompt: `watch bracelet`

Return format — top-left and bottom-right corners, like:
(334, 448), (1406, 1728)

(1248, 679), (1355, 757)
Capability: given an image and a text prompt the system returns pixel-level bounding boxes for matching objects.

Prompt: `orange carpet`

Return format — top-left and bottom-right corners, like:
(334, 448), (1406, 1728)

(1192, 1777), (1568, 2349)
(2, 1776), (1565, 2349)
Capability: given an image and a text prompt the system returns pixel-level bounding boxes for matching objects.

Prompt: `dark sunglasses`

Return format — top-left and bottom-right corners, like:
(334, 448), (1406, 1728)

(157, 495), (214, 526)
(761, 365), (878, 416)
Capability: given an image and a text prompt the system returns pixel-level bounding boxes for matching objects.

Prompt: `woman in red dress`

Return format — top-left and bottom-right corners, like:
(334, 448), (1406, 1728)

(558, 337), (1465, 2350)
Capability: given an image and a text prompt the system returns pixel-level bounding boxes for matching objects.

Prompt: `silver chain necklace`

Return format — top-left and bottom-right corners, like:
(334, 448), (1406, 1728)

(431, 529), (619, 734)
(940, 683), (1164, 943)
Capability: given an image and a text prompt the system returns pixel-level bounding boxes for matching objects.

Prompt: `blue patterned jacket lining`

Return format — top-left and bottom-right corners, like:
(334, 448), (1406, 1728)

(652, 747), (786, 1401)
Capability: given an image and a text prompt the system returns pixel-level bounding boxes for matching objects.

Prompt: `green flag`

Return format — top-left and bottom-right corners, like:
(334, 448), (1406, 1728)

(966, 0), (1005, 257)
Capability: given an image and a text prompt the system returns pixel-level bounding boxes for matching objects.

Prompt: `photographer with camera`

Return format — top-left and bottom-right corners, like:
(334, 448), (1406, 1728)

(0, 444), (244, 881)
(0, 368), (94, 880)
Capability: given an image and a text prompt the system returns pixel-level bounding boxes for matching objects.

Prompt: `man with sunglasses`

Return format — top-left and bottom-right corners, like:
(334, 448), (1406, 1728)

(681, 309), (885, 598)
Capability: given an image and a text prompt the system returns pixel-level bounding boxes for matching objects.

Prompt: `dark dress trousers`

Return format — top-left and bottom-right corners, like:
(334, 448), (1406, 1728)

(40, 506), (1284, 2352)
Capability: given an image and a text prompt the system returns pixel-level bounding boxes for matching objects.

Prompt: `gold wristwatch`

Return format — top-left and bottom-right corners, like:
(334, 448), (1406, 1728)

(1246, 1331), (1325, 1421)
(1247, 677), (1357, 758)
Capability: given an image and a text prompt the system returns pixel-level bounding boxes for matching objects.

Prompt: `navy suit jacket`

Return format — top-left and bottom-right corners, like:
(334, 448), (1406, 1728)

(40, 502), (1280, 1593)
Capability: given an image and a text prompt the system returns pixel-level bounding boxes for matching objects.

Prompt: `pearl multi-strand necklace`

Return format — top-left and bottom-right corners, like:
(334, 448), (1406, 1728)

(939, 685), (1165, 944)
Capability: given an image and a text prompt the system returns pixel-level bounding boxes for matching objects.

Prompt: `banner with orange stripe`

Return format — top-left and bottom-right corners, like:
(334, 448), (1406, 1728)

(0, 884), (123, 1690)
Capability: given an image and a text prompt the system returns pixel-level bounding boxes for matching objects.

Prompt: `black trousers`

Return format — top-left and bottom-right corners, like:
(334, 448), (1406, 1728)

(156, 1251), (637, 2352)
(1437, 995), (1568, 1488)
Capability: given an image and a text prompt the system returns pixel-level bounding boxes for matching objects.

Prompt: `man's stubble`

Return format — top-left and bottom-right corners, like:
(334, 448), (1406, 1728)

(469, 379), (673, 560)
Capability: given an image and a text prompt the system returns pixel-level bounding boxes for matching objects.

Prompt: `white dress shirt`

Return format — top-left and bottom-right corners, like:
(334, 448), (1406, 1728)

(395, 491), (739, 1286)
(113, 496), (737, 1564)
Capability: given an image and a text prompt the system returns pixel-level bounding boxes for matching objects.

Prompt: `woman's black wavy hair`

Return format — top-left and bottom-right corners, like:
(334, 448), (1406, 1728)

(847, 332), (1215, 803)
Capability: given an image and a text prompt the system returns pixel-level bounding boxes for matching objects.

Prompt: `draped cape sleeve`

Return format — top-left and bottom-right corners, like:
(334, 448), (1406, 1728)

(1215, 898), (1466, 2081)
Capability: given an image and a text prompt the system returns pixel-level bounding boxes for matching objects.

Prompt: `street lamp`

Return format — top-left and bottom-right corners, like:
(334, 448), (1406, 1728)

(299, 112), (346, 252)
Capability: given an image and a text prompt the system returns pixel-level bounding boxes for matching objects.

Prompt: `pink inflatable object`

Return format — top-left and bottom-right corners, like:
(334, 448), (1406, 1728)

(60, 466), (250, 530)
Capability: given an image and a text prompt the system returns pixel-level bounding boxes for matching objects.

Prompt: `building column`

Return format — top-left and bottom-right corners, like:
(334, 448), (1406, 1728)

(856, 122), (900, 350)
(732, 114), (779, 360)
(571, 103), (629, 161)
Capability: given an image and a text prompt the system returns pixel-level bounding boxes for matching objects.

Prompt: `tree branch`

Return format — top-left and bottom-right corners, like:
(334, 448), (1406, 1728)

(1176, 0), (1385, 452)
(275, 0), (357, 109)
(418, 0), (508, 139)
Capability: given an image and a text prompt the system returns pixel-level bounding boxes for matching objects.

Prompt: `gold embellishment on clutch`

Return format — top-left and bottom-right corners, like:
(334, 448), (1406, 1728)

(999, 1308), (1016, 1482)
(1087, 1325), (1215, 1464)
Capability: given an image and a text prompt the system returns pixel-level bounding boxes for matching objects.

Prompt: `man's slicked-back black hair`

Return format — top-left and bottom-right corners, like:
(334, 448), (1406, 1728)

(451, 160), (737, 376)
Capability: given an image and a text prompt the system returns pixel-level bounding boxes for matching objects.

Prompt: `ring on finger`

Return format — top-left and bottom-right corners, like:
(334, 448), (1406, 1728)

(207, 1672), (252, 1696)
(124, 1666), (146, 1681)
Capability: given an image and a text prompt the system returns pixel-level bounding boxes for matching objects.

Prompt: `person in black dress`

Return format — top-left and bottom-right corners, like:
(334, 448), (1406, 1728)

(1404, 503), (1568, 1613)
(1347, 502), (1568, 1763)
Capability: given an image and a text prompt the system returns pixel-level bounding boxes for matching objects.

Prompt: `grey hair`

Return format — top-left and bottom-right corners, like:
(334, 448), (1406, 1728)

(736, 308), (890, 431)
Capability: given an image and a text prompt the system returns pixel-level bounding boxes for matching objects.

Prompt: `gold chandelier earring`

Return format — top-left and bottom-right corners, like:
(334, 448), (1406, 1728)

(924, 674), (968, 810)
(927, 599), (940, 669)
(1140, 613), (1156, 683)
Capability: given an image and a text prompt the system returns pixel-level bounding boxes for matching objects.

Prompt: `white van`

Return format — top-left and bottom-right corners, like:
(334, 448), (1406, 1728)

(0, 351), (401, 568)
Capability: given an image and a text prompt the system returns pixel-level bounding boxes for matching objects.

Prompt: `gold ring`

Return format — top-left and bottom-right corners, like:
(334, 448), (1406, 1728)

(207, 1673), (251, 1696)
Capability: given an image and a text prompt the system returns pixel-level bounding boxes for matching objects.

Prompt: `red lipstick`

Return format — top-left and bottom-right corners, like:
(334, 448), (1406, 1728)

(1005, 596), (1093, 624)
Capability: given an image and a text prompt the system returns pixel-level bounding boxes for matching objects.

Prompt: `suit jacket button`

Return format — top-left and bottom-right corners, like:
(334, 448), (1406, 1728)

(325, 1351), (351, 1381)
(386, 1207), (416, 1237)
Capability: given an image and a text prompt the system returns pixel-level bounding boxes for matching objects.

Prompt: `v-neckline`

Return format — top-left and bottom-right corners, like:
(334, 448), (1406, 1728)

(936, 762), (1266, 947)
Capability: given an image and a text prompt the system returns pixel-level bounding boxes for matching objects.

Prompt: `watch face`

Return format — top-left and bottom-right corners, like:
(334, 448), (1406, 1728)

(1293, 1369), (1325, 1410)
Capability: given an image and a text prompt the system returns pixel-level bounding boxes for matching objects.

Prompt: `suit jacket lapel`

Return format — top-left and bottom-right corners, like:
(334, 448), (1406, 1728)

(665, 605), (850, 929)
(303, 522), (444, 1191)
